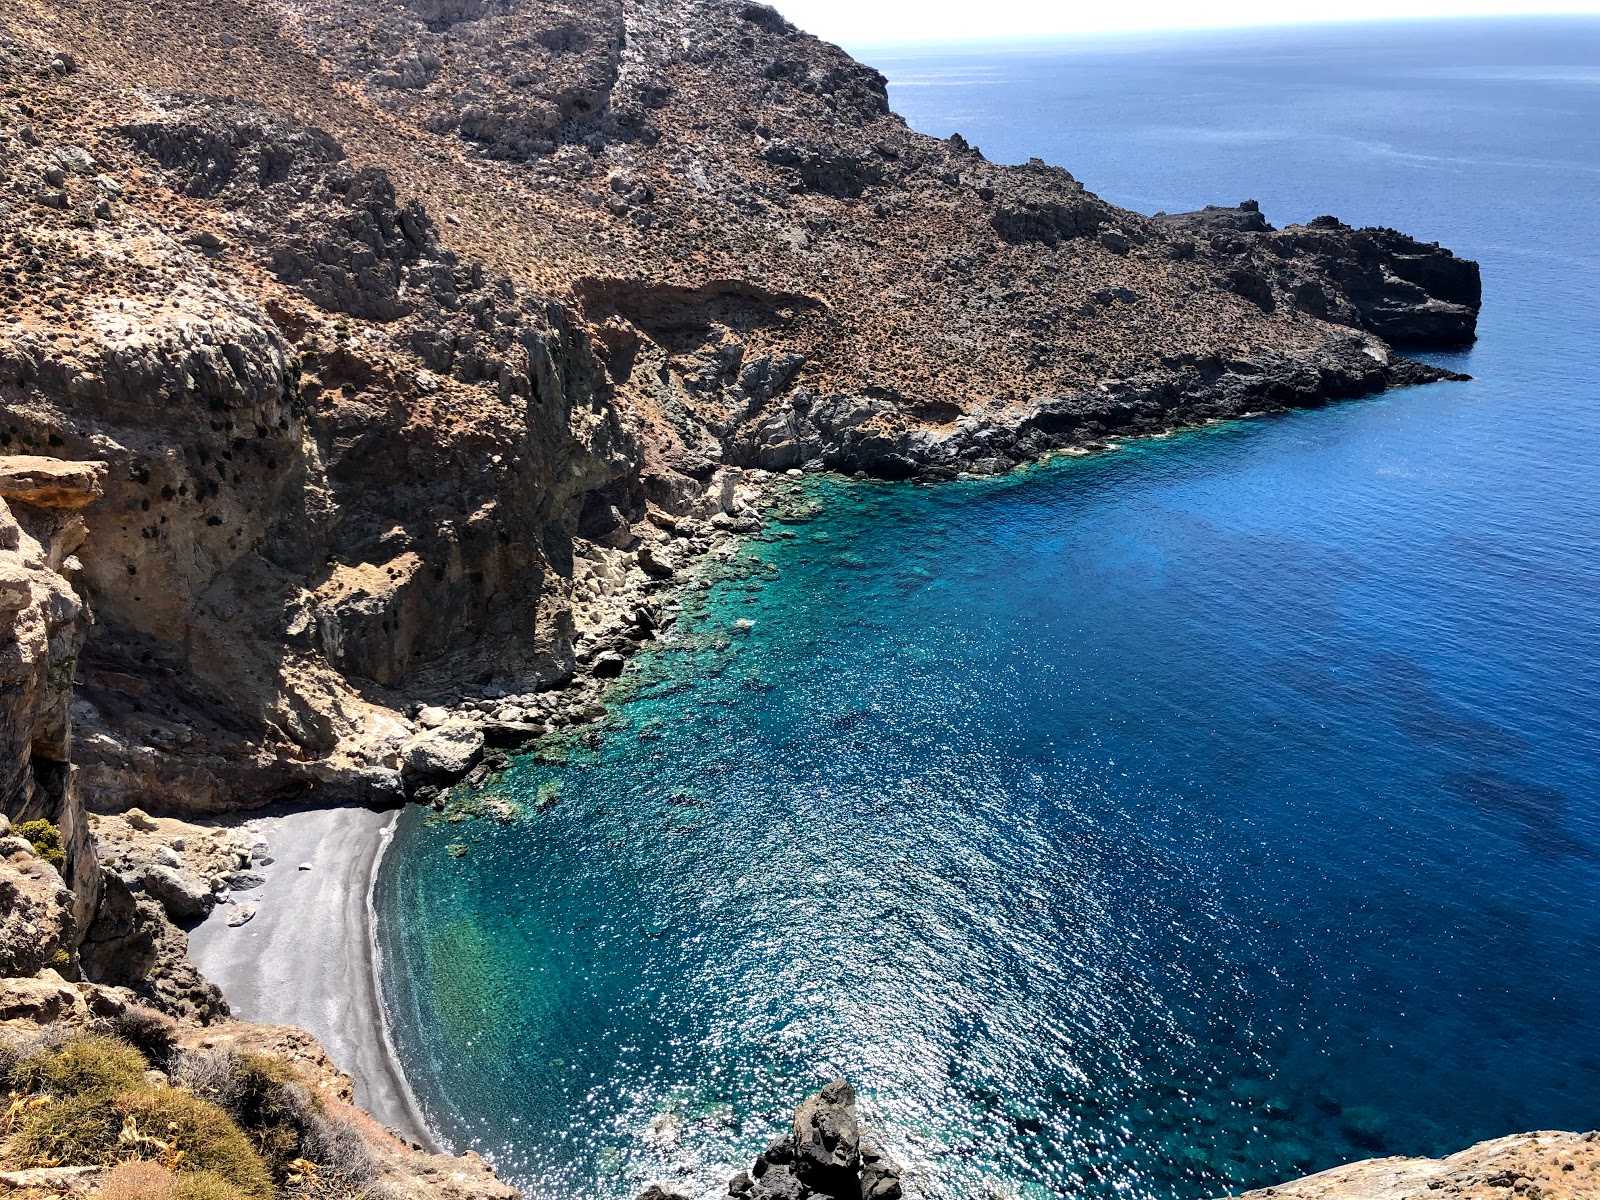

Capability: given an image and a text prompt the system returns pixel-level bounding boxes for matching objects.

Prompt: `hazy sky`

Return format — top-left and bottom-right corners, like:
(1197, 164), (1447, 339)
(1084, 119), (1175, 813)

(771, 0), (1600, 47)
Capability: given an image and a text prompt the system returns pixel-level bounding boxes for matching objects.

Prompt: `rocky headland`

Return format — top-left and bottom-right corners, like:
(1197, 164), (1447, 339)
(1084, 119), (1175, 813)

(0, 2), (1566, 1200)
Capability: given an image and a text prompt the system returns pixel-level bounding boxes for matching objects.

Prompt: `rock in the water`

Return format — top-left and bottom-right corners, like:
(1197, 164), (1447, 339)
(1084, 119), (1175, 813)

(139, 864), (216, 922)
(793, 1078), (862, 1192)
(635, 1079), (904, 1200)
(593, 651), (627, 679)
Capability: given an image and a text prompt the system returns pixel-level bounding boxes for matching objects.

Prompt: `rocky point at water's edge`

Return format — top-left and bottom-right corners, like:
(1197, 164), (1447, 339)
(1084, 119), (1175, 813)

(0, 0), (1564, 1198)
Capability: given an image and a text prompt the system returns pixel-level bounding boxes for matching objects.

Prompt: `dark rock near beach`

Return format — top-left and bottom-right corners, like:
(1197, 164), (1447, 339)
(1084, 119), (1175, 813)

(481, 719), (546, 749)
(793, 1078), (863, 1191)
(140, 864), (216, 923)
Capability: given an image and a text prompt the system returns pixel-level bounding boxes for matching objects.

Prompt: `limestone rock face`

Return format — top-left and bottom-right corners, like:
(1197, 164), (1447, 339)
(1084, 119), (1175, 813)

(1217, 1130), (1600, 1200)
(0, 49), (645, 813)
(0, 851), (75, 977)
(0, 456), (106, 510)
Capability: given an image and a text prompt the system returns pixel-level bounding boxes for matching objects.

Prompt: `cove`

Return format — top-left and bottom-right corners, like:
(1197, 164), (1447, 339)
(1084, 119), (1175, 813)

(375, 18), (1600, 1200)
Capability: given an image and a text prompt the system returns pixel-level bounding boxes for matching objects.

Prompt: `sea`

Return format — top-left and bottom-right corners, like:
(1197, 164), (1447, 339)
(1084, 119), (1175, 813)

(374, 17), (1600, 1200)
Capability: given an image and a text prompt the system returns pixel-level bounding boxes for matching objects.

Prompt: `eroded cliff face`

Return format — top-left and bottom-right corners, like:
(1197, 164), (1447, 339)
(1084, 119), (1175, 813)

(0, 34), (649, 813)
(0, 459), (103, 935)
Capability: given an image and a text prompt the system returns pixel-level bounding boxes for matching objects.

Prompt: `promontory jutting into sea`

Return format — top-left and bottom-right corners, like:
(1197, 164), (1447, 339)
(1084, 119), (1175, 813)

(0, 5), (1595, 1200)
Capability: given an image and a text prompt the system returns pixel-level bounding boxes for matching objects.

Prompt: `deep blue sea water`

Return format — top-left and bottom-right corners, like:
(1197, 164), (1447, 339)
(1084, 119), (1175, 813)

(376, 18), (1600, 1200)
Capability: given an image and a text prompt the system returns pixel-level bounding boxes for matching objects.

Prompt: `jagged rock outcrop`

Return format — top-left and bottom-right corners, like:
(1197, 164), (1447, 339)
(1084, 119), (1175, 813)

(1157, 200), (1481, 347)
(637, 1079), (903, 1200)
(0, 823), (76, 978)
(0, 459), (104, 935)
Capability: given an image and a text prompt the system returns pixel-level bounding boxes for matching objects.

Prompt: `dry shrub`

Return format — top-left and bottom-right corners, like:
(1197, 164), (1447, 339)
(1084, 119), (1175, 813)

(101, 1008), (182, 1070)
(100, 1161), (177, 1200)
(13, 1034), (148, 1097)
(169, 1050), (243, 1112)
(173, 1169), (257, 1200)
(163, 1049), (381, 1196)
(1, 1026), (69, 1091)
(8, 1092), (121, 1165)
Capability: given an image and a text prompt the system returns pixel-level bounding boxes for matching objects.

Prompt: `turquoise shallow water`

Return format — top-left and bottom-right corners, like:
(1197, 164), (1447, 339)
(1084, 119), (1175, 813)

(376, 18), (1600, 1200)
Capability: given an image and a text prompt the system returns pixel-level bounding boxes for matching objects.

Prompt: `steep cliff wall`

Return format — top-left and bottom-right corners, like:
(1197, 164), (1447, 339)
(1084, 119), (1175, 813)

(0, 458), (103, 936)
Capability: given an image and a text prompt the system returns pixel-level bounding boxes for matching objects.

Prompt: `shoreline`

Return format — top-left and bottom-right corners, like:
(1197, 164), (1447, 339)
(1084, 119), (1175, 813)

(364, 806), (444, 1154)
(187, 803), (439, 1151)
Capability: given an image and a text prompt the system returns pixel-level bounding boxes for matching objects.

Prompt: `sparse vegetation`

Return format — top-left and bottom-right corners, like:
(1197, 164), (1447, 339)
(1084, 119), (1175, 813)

(115, 1088), (275, 1200)
(1, 1034), (385, 1200)
(17, 818), (66, 870)
(100, 1008), (182, 1070)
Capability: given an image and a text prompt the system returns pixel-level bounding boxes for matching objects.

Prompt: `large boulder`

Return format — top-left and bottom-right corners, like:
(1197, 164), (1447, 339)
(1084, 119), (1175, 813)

(139, 864), (216, 922)
(637, 1079), (902, 1200)
(0, 853), (76, 976)
(400, 719), (485, 785)
(792, 1078), (862, 1191)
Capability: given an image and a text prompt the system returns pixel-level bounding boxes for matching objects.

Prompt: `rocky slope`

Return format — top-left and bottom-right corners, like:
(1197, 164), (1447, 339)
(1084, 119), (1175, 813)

(1218, 1130), (1599, 1200)
(0, 0), (1479, 817)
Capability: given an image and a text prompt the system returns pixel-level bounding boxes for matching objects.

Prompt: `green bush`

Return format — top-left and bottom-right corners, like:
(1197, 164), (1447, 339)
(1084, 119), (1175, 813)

(115, 1088), (275, 1200)
(17, 818), (66, 870)
(9, 1091), (122, 1165)
(8, 1082), (274, 1200)
(14, 1033), (148, 1097)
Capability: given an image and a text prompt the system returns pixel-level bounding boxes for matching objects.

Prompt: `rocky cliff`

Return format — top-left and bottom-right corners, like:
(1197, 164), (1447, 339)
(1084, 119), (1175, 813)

(0, 459), (104, 937)
(0, 0), (1479, 817)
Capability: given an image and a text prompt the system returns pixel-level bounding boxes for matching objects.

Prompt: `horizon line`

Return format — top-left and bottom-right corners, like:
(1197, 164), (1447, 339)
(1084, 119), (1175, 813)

(836, 10), (1600, 54)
